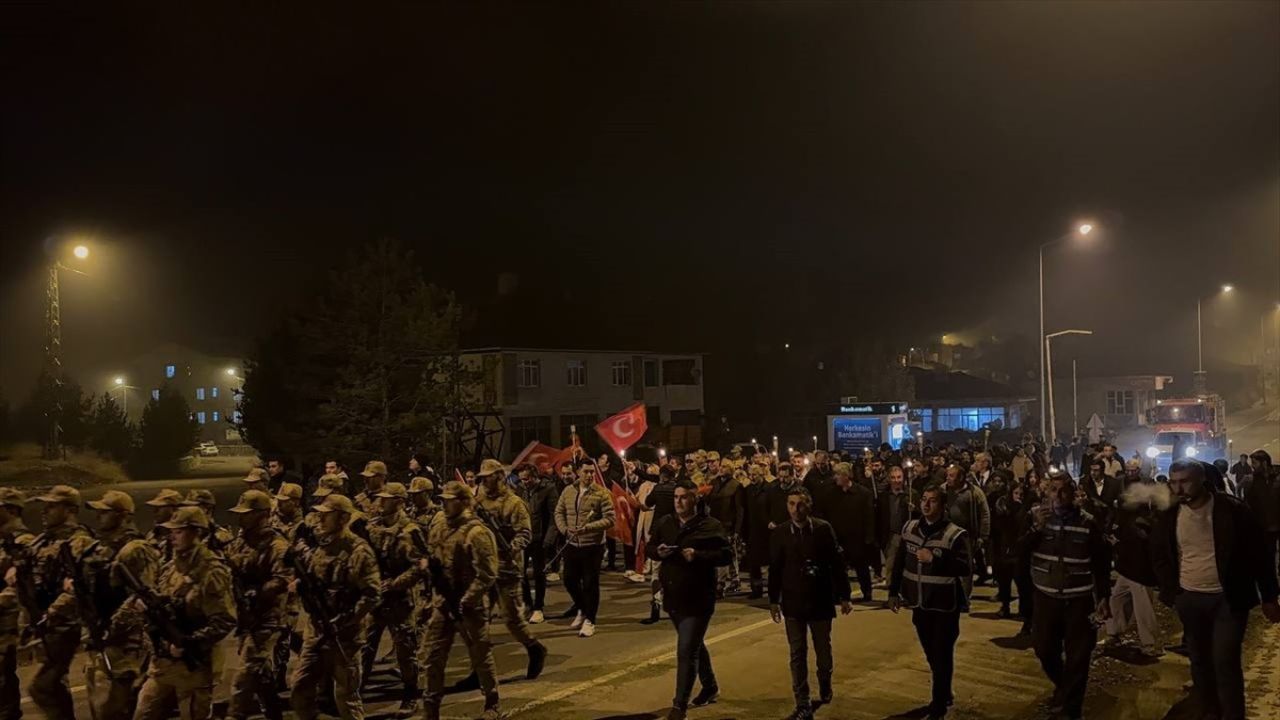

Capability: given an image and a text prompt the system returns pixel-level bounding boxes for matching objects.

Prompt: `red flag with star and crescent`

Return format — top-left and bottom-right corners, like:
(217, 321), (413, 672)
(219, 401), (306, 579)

(594, 403), (648, 457)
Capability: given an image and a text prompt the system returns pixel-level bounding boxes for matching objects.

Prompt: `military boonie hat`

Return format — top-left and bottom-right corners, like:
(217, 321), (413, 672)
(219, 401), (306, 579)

(34, 485), (81, 507)
(407, 477), (434, 494)
(439, 481), (473, 501)
(0, 488), (26, 509)
(160, 506), (210, 530)
(360, 460), (388, 478)
(375, 482), (408, 500)
(313, 494), (357, 514)
(229, 490), (274, 514)
(145, 489), (184, 507)
(182, 489), (216, 507)
(274, 483), (303, 501)
(87, 490), (135, 513)
(476, 458), (507, 478)
(313, 474), (345, 497)
(243, 468), (270, 485)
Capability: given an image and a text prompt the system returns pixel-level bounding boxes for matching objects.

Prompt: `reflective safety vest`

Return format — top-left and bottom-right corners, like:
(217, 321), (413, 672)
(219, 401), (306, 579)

(901, 519), (967, 612)
(1030, 511), (1096, 600)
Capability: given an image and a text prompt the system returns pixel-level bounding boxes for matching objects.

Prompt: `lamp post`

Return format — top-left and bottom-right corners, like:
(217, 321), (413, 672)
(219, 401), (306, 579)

(43, 240), (92, 459)
(1194, 284), (1233, 394)
(112, 376), (139, 417)
(1045, 329), (1093, 444)
(1039, 223), (1094, 440)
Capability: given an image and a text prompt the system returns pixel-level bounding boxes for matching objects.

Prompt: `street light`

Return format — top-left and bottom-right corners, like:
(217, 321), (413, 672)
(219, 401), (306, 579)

(110, 376), (138, 416)
(1039, 222), (1096, 439)
(1195, 284), (1234, 393)
(43, 238), (93, 458)
(1045, 329), (1093, 443)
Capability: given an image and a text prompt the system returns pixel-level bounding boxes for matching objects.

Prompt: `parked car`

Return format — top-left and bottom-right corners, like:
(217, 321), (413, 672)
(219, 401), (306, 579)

(197, 441), (220, 457)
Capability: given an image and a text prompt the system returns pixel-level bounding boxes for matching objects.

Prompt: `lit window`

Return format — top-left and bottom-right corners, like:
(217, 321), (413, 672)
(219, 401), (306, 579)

(196, 411), (207, 424)
(566, 360), (587, 387)
(211, 387), (219, 399)
(195, 387), (206, 401)
(610, 361), (632, 387)
(212, 411), (220, 423)
(232, 410), (243, 424)
(151, 389), (160, 401)
(518, 360), (541, 388)
(165, 364), (176, 379)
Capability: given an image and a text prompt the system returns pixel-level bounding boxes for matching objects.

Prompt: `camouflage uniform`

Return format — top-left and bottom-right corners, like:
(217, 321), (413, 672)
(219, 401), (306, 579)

(27, 486), (98, 720)
(144, 490), (185, 563)
(131, 507), (237, 720)
(476, 477), (539, 649)
(183, 490), (235, 553)
(406, 477), (439, 527)
(354, 461), (389, 517)
(83, 492), (162, 720)
(359, 484), (421, 712)
(421, 482), (501, 720)
(268, 484), (305, 692)
(0, 489), (33, 720)
(225, 492), (291, 720)
(290, 495), (381, 720)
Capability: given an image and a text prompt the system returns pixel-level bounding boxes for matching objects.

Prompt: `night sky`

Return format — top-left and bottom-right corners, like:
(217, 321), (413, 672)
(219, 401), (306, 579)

(2, 2), (1277, 408)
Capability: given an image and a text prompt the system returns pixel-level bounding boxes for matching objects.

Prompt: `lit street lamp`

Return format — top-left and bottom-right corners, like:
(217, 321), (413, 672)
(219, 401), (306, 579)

(43, 238), (93, 459)
(111, 376), (138, 416)
(1045, 329), (1093, 443)
(1194, 284), (1234, 393)
(1039, 223), (1096, 440)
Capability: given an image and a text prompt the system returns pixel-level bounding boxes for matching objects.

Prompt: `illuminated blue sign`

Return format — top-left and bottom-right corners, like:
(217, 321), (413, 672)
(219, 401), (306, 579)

(832, 417), (883, 454)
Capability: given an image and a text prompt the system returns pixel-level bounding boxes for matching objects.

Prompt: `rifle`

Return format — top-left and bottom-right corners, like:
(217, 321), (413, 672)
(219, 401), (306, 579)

(58, 540), (112, 673)
(407, 527), (472, 643)
(2, 538), (46, 640)
(283, 524), (349, 662)
(472, 504), (513, 556)
(117, 562), (206, 671)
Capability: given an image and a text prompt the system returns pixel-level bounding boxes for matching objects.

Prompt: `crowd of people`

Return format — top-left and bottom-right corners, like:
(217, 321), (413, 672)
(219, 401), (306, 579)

(0, 435), (1277, 720)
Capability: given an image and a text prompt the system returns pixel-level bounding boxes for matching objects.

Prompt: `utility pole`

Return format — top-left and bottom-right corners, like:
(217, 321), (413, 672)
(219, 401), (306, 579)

(43, 264), (64, 459)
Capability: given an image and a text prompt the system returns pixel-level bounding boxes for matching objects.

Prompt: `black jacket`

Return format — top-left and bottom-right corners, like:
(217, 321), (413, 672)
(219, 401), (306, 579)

(652, 513), (732, 618)
(1150, 492), (1280, 613)
(518, 477), (561, 547)
(1082, 474), (1123, 524)
(825, 483), (876, 563)
(1242, 467), (1280, 533)
(743, 482), (776, 568)
(768, 517), (852, 621)
(645, 480), (678, 527)
(803, 467), (836, 518)
(1112, 502), (1158, 587)
(704, 474), (744, 535)
(875, 490), (913, 547)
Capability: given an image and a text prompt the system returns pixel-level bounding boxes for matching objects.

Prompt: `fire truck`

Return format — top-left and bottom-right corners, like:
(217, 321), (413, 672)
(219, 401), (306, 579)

(1144, 395), (1228, 476)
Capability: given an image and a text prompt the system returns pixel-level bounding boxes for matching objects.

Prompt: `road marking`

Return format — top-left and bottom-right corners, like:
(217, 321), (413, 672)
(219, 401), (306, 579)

(507, 617), (776, 716)
(21, 685), (86, 706)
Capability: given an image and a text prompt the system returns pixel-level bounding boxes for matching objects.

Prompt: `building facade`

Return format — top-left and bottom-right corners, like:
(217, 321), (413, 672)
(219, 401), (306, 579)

(1066, 374), (1175, 433)
(113, 343), (245, 444)
(461, 347), (706, 460)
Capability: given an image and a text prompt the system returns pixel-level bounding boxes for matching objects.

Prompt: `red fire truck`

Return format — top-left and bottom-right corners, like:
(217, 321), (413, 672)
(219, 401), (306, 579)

(1145, 395), (1228, 475)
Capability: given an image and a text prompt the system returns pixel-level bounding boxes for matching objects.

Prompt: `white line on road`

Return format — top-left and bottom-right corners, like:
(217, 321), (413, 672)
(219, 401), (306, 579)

(508, 617), (777, 716)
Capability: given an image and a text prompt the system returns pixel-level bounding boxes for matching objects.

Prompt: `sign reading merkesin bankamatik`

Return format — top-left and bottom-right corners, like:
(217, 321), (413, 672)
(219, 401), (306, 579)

(831, 417), (883, 453)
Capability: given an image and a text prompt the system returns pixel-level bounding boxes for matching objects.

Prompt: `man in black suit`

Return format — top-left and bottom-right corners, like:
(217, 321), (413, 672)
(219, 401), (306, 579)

(769, 487), (853, 720)
(1150, 460), (1280, 720)
(1081, 458), (1122, 530)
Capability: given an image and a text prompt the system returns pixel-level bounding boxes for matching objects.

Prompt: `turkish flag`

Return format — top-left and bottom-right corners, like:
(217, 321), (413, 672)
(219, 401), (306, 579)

(511, 441), (565, 475)
(591, 463), (636, 546)
(595, 403), (648, 457)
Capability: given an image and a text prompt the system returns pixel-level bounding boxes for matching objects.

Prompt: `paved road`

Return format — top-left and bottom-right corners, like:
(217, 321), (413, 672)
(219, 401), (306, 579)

(18, 569), (1220, 720)
(1228, 402), (1280, 457)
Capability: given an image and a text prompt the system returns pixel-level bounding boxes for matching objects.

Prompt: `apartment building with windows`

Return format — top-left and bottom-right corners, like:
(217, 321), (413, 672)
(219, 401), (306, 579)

(461, 347), (706, 459)
(113, 343), (245, 444)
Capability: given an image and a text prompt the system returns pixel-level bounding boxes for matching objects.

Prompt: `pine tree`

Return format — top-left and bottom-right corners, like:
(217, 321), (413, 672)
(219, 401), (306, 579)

(132, 384), (198, 478)
(88, 393), (134, 463)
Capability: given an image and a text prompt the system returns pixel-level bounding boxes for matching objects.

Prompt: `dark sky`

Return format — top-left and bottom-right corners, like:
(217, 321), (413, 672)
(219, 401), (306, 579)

(2, 2), (1278, 403)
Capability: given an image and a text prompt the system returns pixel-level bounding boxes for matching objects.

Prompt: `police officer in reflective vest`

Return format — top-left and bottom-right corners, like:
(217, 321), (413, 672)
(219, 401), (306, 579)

(1022, 471), (1112, 720)
(888, 485), (970, 720)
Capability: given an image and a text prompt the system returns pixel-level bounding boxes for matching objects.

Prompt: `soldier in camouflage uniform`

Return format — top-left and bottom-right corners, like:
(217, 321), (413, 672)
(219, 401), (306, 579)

(475, 460), (547, 681)
(144, 490), (184, 561)
(354, 461), (388, 516)
(242, 469), (271, 495)
(183, 490), (235, 553)
(289, 494), (381, 720)
(270, 485), (304, 542)
(360, 483), (422, 717)
(225, 491), (291, 720)
(83, 491), (161, 720)
(25, 485), (98, 720)
(269, 483), (304, 692)
(406, 478), (438, 526)
(421, 481), (502, 720)
(0, 488), (33, 720)
(131, 506), (237, 720)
